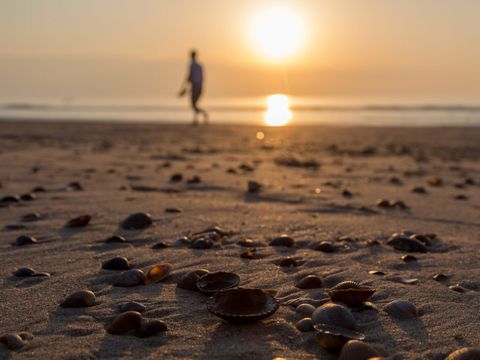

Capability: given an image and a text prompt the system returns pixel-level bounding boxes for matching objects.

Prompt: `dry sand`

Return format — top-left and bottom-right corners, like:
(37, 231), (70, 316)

(0, 121), (479, 359)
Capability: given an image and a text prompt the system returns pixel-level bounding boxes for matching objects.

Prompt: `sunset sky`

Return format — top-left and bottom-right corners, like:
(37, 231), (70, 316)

(1, 0), (480, 102)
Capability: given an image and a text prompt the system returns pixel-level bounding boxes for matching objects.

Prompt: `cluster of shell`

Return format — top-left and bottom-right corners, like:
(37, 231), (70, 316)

(386, 230), (436, 253)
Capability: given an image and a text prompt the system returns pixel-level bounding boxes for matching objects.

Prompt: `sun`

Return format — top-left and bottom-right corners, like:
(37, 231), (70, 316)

(250, 6), (306, 62)
(264, 94), (292, 126)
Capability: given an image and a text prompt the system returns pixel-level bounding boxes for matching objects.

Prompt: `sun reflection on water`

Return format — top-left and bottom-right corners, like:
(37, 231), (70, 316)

(264, 94), (292, 126)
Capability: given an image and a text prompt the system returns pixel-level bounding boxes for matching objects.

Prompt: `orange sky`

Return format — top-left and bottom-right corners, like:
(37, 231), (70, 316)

(1, 0), (480, 101)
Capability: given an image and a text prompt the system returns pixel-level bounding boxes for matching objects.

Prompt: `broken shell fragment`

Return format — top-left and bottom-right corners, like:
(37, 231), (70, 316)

(113, 269), (147, 287)
(134, 320), (167, 338)
(65, 214), (91, 228)
(338, 340), (379, 360)
(329, 281), (375, 307)
(102, 257), (130, 271)
(177, 269), (210, 291)
(120, 212), (152, 230)
(196, 272), (240, 294)
(107, 311), (143, 335)
(146, 263), (173, 283)
(207, 288), (279, 323)
(60, 290), (96, 308)
(445, 347), (480, 360)
(383, 300), (417, 319)
(386, 235), (427, 253)
(295, 275), (323, 289)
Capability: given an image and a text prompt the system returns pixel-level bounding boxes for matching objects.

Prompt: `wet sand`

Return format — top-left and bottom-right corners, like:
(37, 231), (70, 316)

(0, 121), (479, 359)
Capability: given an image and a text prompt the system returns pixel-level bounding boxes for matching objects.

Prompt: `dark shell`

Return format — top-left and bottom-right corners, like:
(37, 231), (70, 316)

(120, 212), (153, 230)
(411, 186), (427, 194)
(113, 269), (147, 287)
(386, 235), (427, 253)
(376, 199), (390, 208)
(102, 257), (130, 271)
(207, 288), (279, 323)
(311, 303), (356, 329)
(105, 235), (127, 243)
(296, 304), (316, 316)
(247, 180), (262, 193)
(15, 235), (37, 246)
(0, 195), (20, 203)
(13, 267), (36, 277)
(164, 207), (183, 213)
(445, 347), (480, 360)
(20, 193), (36, 201)
(152, 241), (169, 249)
(329, 283), (375, 307)
(269, 235), (295, 247)
(190, 238), (214, 249)
(401, 255), (417, 262)
(0, 333), (24, 350)
(31, 186), (47, 193)
(314, 323), (366, 352)
(170, 173), (183, 182)
(196, 272), (240, 294)
(187, 176), (201, 184)
(295, 275), (323, 289)
(240, 249), (264, 259)
(146, 263), (173, 283)
(21, 212), (42, 222)
(433, 273), (449, 281)
(368, 270), (385, 276)
(279, 257), (298, 267)
(177, 269), (210, 291)
(383, 300), (417, 319)
(5, 224), (26, 230)
(338, 340), (379, 360)
(296, 318), (314, 332)
(314, 241), (336, 253)
(449, 284), (466, 293)
(237, 239), (256, 247)
(391, 200), (407, 209)
(117, 302), (146, 313)
(195, 225), (228, 237)
(60, 290), (96, 308)
(410, 234), (431, 245)
(65, 214), (91, 228)
(68, 181), (83, 191)
(107, 311), (143, 335)
(134, 320), (167, 338)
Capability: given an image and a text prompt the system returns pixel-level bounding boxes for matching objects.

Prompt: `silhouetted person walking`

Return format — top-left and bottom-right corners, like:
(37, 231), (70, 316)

(179, 50), (208, 125)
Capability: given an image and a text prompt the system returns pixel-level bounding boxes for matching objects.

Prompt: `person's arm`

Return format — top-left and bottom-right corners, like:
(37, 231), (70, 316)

(178, 65), (191, 97)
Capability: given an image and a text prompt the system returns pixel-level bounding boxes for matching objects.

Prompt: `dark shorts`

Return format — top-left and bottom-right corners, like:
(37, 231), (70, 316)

(191, 84), (202, 110)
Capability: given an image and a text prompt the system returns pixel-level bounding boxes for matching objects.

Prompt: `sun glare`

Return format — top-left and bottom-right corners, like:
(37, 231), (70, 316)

(265, 94), (292, 126)
(250, 6), (305, 62)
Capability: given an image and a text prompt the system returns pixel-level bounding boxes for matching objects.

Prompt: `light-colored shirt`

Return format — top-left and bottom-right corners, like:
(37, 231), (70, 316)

(188, 61), (203, 86)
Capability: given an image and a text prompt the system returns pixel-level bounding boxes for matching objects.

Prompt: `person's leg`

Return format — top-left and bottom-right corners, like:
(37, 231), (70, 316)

(191, 85), (201, 125)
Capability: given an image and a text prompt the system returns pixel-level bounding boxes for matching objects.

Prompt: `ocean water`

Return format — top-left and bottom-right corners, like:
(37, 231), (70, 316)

(1, 96), (480, 126)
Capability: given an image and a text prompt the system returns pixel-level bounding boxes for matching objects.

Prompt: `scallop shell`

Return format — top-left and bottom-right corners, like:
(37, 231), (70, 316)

(102, 257), (130, 270)
(113, 269), (147, 287)
(196, 272), (240, 294)
(177, 269), (210, 291)
(295, 275), (323, 289)
(296, 318), (314, 332)
(65, 214), (91, 228)
(15, 235), (37, 246)
(383, 300), (417, 319)
(386, 235), (427, 253)
(445, 347), (480, 360)
(134, 320), (167, 338)
(120, 212), (152, 230)
(269, 235), (295, 247)
(338, 340), (379, 360)
(107, 311), (144, 335)
(329, 282), (375, 307)
(0, 333), (24, 350)
(311, 303), (356, 329)
(117, 302), (146, 313)
(207, 288), (279, 323)
(146, 263), (173, 283)
(60, 290), (96, 308)
(314, 323), (365, 352)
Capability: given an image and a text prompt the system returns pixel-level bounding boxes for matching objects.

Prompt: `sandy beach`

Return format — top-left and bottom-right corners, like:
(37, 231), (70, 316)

(0, 121), (479, 359)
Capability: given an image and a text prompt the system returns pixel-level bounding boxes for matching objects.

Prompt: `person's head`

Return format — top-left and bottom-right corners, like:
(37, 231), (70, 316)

(190, 49), (197, 61)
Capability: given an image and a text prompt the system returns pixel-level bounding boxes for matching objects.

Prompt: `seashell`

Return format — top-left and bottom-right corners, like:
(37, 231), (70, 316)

(170, 173), (183, 182)
(368, 270), (385, 276)
(173, 236), (191, 247)
(391, 200), (407, 209)
(207, 288), (279, 323)
(60, 290), (96, 308)
(113, 269), (147, 287)
(0, 333), (25, 350)
(240, 249), (265, 259)
(329, 281), (375, 308)
(102, 257), (130, 270)
(65, 214), (91, 228)
(146, 263), (173, 283)
(445, 347), (480, 360)
(386, 235), (427, 253)
(164, 207), (183, 213)
(190, 238), (213, 249)
(5, 224), (26, 230)
(409, 234), (431, 245)
(449, 284), (465, 293)
(105, 235), (127, 243)
(107, 311), (143, 335)
(20, 193), (36, 201)
(120, 212), (153, 230)
(295, 275), (323, 289)
(68, 181), (83, 191)
(311, 303), (356, 329)
(296, 304), (316, 317)
(428, 177), (443, 186)
(134, 320), (167, 338)
(401, 255), (417, 262)
(247, 180), (262, 193)
(177, 269), (209, 291)
(433, 273), (449, 281)
(151, 241), (169, 249)
(13, 267), (36, 277)
(237, 238), (256, 247)
(15, 235), (37, 246)
(376, 199), (390, 208)
(1, 195), (20, 203)
(383, 299), (417, 319)
(314, 241), (336, 253)
(187, 175), (201, 184)
(32, 186), (47, 193)
(296, 318), (314, 332)
(269, 235), (295, 247)
(342, 189), (353, 197)
(196, 271), (240, 294)
(117, 301), (146, 313)
(338, 340), (379, 360)
(411, 186), (427, 194)
(195, 225), (229, 237)
(396, 277), (418, 285)
(402, 230), (416, 237)
(314, 323), (365, 352)
(279, 257), (298, 267)
(21, 212), (42, 222)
